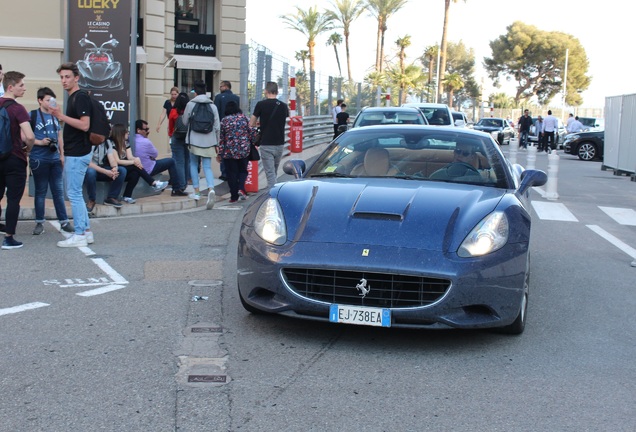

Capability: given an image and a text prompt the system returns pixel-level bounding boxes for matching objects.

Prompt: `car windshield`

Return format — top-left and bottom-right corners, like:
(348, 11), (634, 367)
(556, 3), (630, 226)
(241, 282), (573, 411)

(419, 108), (451, 126)
(476, 118), (503, 128)
(354, 110), (426, 127)
(306, 128), (511, 188)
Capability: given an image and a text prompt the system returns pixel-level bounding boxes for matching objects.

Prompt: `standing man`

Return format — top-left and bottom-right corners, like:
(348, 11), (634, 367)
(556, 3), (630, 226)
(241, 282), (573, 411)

(332, 99), (343, 139)
(542, 110), (559, 153)
(568, 116), (585, 133)
(533, 116), (544, 150)
(335, 103), (350, 137)
(249, 81), (289, 189)
(517, 109), (533, 149)
(50, 62), (94, 248)
(214, 80), (240, 181)
(566, 113), (575, 132)
(29, 87), (73, 235)
(0, 71), (35, 249)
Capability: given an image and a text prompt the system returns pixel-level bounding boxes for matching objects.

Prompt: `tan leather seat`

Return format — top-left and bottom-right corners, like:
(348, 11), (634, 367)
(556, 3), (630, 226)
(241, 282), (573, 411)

(351, 148), (398, 176)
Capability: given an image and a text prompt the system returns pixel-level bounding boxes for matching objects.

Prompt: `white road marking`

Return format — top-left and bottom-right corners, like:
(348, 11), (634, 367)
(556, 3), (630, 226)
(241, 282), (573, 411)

(90, 258), (128, 284)
(76, 284), (127, 297)
(587, 225), (636, 259)
(531, 201), (579, 221)
(598, 206), (636, 226)
(0, 302), (49, 317)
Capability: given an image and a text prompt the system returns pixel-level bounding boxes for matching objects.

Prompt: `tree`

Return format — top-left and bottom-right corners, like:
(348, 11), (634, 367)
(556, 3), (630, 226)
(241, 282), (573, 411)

(489, 92), (515, 109)
(443, 72), (464, 109)
(438, 0), (466, 104)
(484, 21), (590, 106)
(326, 0), (365, 82)
(282, 6), (334, 113)
(385, 64), (425, 105)
(365, 0), (409, 73)
(326, 33), (344, 77)
(295, 50), (309, 75)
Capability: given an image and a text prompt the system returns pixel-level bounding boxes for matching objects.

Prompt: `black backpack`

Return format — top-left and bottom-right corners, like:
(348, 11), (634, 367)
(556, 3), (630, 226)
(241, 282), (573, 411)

(173, 114), (188, 139)
(71, 90), (112, 145)
(189, 102), (215, 134)
(0, 99), (16, 161)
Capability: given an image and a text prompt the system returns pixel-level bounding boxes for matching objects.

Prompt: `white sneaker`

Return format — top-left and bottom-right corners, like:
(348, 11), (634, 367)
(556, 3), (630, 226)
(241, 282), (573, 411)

(153, 181), (168, 192)
(122, 197), (136, 204)
(206, 190), (215, 209)
(189, 192), (201, 201)
(57, 234), (88, 248)
(85, 231), (94, 244)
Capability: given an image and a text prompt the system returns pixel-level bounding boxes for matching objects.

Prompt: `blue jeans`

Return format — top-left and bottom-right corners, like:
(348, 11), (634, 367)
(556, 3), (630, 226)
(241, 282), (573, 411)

(64, 153), (92, 235)
(519, 130), (529, 148)
(259, 145), (284, 189)
(189, 154), (214, 190)
(170, 138), (189, 191)
(84, 165), (127, 201)
(150, 158), (177, 183)
(30, 158), (69, 224)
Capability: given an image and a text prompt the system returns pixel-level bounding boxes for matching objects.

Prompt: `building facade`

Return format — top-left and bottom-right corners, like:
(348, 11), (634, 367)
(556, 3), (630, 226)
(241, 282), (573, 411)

(0, 0), (246, 153)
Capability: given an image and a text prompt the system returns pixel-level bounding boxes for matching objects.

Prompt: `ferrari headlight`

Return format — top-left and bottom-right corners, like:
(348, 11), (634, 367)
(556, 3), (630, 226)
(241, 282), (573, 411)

(254, 198), (287, 245)
(458, 211), (509, 257)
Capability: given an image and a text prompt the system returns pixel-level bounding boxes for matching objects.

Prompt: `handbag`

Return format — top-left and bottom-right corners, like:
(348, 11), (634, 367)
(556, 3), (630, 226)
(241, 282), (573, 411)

(251, 126), (261, 146)
(249, 142), (260, 161)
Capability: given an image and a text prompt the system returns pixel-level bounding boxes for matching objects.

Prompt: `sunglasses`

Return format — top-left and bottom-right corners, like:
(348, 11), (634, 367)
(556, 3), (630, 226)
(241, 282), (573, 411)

(141, 128), (150, 132)
(454, 149), (473, 157)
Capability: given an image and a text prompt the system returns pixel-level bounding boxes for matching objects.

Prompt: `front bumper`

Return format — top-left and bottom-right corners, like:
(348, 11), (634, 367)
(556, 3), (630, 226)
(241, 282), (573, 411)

(237, 226), (528, 330)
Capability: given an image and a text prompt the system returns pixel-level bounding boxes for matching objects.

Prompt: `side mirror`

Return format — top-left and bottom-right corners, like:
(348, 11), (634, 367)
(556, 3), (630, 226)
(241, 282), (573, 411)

(518, 169), (547, 195)
(283, 160), (306, 178)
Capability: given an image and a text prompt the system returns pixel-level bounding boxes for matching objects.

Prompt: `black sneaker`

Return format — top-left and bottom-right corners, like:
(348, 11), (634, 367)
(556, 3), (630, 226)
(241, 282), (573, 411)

(2, 236), (23, 250)
(104, 197), (123, 208)
(33, 223), (45, 235)
(171, 189), (188, 197)
(60, 222), (74, 233)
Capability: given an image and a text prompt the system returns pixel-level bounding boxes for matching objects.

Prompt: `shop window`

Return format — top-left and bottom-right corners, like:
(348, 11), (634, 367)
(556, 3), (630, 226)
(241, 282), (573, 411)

(175, 0), (215, 34)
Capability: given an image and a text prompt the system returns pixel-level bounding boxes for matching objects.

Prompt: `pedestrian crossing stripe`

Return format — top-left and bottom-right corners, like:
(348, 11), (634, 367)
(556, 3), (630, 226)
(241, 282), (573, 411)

(598, 206), (636, 226)
(531, 201), (579, 221)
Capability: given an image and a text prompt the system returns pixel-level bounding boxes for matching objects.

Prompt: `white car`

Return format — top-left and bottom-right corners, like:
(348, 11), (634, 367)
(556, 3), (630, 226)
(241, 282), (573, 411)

(401, 103), (456, 127)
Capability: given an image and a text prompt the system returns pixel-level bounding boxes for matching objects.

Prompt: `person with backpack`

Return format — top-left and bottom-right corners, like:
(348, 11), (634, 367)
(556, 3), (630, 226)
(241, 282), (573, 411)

(50, 62), (95, 248)
(167, 92), (190, 196)
(182, 80), (220, 209)
(29, 87), (73, 235)
(0, 70), (35, 249)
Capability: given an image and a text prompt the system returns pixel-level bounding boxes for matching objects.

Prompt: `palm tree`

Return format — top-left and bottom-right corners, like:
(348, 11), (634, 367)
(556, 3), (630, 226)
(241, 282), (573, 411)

(395, 35), (411, 102)
(326, 0), (365, 82)
(326, 33), (344, 77)
(438, 0), (466, 104)
(365, 0), (409, 73)
(443, 72), (464, 108)
(282, 6), (334, 113)
(295, 50), (309, 75)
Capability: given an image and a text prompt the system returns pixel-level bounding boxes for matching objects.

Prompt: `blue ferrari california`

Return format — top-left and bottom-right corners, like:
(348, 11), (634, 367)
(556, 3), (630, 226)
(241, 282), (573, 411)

(238, 125), (547, 334)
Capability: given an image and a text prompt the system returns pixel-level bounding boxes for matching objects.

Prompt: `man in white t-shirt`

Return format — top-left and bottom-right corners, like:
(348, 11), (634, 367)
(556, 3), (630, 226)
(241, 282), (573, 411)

(332, 99), (343, 139)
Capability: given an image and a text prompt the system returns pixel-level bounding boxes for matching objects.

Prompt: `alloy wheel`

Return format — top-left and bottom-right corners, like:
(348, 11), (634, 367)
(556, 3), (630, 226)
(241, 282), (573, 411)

(578, 142), (597, 161)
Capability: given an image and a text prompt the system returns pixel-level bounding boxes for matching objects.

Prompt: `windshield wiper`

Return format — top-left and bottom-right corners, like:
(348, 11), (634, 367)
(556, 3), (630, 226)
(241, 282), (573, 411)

(310, 172), (351, 178)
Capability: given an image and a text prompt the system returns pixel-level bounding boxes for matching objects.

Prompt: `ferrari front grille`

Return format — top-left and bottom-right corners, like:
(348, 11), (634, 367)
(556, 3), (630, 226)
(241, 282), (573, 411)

(283, 268), (449, 308)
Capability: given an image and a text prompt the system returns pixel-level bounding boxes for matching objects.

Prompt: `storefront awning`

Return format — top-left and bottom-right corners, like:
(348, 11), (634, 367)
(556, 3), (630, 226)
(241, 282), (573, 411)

(164, 55), (222, 71)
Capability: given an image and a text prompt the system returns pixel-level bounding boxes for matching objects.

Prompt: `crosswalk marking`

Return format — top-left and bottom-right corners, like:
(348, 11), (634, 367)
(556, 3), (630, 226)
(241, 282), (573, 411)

(531, 201), (579, 221)
(598, 206), (636, 226)
(587, 225), (636, 259)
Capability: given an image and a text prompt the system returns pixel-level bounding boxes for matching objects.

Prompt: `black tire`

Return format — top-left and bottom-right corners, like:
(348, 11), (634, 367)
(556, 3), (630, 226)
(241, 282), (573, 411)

(497, 263), (529, 335)
(577, 142), (597, 161)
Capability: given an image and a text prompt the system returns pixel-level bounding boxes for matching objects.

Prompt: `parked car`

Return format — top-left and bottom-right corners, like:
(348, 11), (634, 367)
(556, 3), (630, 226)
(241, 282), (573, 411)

(528, 117), (568, 149)
(237, 125), (547, 334)
(452, 110), (471, 128)
(563, 130), (605, 161)
(578, 117), (604, 131)
(401, 103), (455, 126)
(473, 117), (516, 145)
(350, 106), (428, 128)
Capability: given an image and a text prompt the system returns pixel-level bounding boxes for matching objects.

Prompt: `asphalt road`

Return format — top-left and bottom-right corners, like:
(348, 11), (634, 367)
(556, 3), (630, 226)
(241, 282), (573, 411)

(1, 149), (634, 431)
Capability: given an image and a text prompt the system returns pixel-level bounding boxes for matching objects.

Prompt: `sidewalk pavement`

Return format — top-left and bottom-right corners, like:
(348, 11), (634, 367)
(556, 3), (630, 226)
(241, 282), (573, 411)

(3, 144), (328, 221)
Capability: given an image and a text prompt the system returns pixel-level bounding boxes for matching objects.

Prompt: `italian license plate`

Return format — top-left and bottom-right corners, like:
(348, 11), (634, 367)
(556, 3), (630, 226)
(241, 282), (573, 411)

(329, 304), (391, 327)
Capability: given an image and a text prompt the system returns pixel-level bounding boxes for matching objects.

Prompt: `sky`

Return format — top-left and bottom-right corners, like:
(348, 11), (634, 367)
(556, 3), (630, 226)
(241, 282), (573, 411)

(245, 0), (634, 108)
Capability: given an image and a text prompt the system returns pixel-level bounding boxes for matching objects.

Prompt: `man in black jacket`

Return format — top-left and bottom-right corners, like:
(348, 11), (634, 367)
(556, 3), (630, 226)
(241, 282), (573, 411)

(517, 109), (533, 149)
